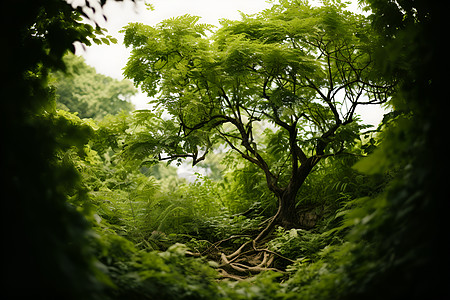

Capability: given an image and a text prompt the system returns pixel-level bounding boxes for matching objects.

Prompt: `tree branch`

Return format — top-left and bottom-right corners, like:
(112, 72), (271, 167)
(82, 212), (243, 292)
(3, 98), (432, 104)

(158, 148), (209, 166)
(305, 77), (341, 125)
(180, 114), (231, 133)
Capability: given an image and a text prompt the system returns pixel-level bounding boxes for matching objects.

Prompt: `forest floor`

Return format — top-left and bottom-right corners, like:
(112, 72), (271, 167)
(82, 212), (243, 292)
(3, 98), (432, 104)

(193, 234), (286, 281)
(190, 208), (323, 281)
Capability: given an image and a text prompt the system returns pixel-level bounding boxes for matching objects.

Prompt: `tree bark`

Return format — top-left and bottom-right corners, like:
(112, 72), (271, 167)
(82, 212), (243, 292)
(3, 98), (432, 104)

(276, 157), (317, 228)
(277, 192), (298, 228)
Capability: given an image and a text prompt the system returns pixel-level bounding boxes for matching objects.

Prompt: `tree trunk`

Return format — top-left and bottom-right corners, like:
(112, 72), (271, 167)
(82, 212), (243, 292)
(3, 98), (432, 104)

(254, 158), (319, 244)
(276, 158), (317, 228)
(277, 192), (299, 228)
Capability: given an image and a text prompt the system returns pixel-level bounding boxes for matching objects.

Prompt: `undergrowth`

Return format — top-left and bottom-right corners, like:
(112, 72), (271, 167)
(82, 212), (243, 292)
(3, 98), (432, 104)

(8, 0), (445, 298)
(58, 107), (391, 298)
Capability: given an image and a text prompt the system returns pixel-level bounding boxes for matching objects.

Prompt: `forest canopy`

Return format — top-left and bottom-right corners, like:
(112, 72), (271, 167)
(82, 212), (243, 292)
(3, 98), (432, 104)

(52, 53), (136, 120)
(121, 0), (393, 229)
(3, 0), (447, 299)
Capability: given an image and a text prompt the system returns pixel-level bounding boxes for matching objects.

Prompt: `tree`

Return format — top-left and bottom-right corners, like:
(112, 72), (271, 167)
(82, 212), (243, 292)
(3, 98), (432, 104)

(53, 53), (136, 120)
(122, 0), (393, 231)
(2, 0), (127, 297)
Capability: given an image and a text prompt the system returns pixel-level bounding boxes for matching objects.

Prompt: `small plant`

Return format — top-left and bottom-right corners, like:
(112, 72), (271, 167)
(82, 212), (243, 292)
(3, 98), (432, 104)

(268, 227), (329, 261)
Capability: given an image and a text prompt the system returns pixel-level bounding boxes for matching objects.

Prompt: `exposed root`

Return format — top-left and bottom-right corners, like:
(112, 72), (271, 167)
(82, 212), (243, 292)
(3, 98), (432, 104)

(216, 236), (290, 280)
(186, 209), (298, 280)
(252, 242), (296, 265)
(254, 203), (281, 244)
(185, 250), (201, 257)
(225, 240), (252, 260)
(187, 235), (292, 280)
(220, 251), (284, 275)
(218, 269), (247, 281)
(197, 235), (251, 256)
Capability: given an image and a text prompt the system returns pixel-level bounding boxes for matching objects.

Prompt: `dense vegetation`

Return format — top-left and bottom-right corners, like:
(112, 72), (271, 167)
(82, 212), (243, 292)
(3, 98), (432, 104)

(3, 0), (447, 299)
(52, 53), (136, 120)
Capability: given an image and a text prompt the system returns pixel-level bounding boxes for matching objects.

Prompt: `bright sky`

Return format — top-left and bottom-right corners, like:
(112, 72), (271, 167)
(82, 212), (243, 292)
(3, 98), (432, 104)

(75, 0), (386, 127)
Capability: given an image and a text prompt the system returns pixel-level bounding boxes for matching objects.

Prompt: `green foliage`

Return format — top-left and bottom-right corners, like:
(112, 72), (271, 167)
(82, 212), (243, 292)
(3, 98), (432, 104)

(279, 0), (447, 298)
(136, 177), (222, 236)
(52, 53), (136, 120)
(299, 154), (388, 206)
(218, 272), (285, 300)
(134, 244), (219, 299)
(219, 156), (277, 215)
(61, 111), (224, 247)
(121, 0), (388, 201)
(101, 243), (220, 300)
(4, 0), (445, 299)
(3, 0), (129, 295)
(281, 240), (376, 300)
(200, 213), (265, 244)
(268, 226), (338, 262)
